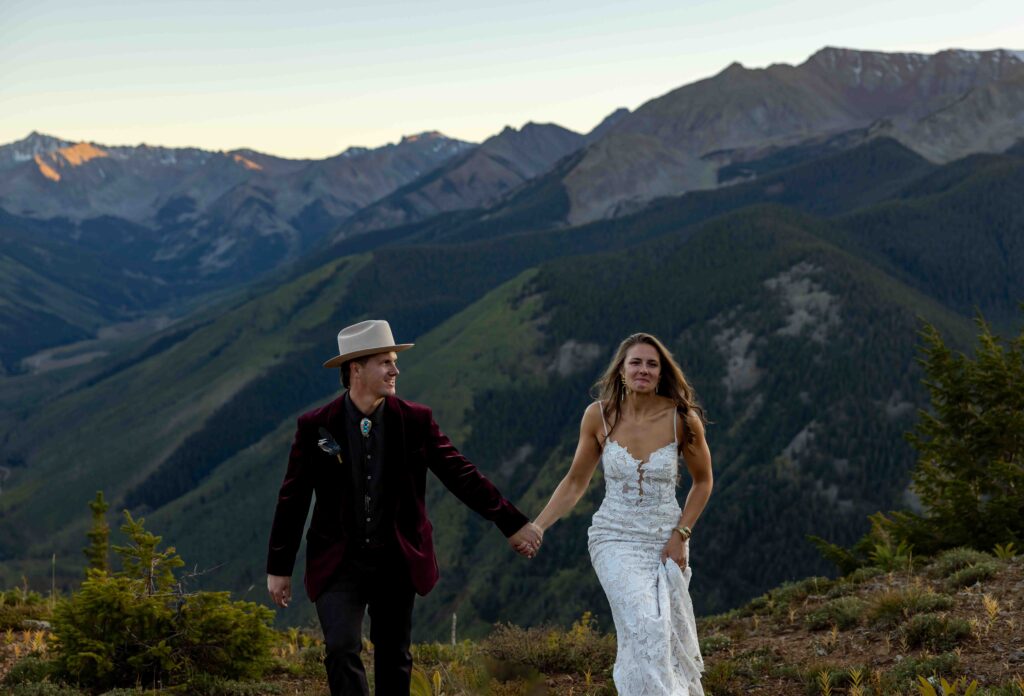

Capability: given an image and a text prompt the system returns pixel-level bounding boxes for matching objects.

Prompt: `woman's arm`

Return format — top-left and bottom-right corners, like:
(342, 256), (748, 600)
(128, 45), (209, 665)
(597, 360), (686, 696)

(663, 409), (714, 566)
(533, 402), (604, 532)
(678, 410), (713, 529)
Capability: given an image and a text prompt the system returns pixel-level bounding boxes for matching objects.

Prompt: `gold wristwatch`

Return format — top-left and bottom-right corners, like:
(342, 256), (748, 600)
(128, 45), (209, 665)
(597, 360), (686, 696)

(674, 525), (692, 540)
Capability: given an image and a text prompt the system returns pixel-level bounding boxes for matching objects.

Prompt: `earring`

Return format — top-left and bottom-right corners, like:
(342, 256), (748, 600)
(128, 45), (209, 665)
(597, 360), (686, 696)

(620, 374), (630, 399)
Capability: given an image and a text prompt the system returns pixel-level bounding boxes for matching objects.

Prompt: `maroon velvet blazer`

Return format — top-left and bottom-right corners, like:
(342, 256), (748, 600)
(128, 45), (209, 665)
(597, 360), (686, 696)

(266, 394), (528, 600)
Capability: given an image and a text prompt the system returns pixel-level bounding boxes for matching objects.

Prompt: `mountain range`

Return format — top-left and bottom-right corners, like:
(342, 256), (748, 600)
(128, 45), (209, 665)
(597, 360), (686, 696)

(1, 46), (1022, 641)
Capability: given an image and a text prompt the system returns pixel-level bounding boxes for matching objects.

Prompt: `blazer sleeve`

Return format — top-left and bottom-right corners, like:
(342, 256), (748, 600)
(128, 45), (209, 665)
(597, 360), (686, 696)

(423, 409), (529, 537)
(266, 415), (315, 576)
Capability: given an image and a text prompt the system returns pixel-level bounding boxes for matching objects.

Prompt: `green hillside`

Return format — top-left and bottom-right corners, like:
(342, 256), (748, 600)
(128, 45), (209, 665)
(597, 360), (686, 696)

(0, 142), (1018, 644)
(409, 205), (975, 639)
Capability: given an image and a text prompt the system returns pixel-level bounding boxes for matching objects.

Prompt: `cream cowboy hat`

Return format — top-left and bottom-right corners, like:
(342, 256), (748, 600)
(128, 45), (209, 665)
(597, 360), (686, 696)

(322, 320), (414, 368)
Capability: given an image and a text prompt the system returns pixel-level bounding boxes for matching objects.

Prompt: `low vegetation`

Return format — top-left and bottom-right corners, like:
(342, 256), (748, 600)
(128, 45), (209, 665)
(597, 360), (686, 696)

(3, 550), (1021, 695)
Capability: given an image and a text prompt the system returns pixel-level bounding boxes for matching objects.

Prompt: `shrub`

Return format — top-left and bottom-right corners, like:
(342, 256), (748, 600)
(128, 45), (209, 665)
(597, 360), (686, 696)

(927, 548), (995, 578)
(946, 561), (999, 589)
(804, 596), (866, 630)
(482, 612), (616, 675)
(51, 510), (276, 691)
(900, 613), (972, 651)
(701, 659), (740, 696)
(52, 573), (275, 690)
(868, 587), (955, 628)
(2, 656), (59, 686)
(0, 604), (49, 630)
(2, 588), (46, 606)
(699, 633), (732, 656)
(5, 684), (84, 696)
(885, 652), (961, 685)
(183, 674), (285, 695)
(745, 576), (835, 617)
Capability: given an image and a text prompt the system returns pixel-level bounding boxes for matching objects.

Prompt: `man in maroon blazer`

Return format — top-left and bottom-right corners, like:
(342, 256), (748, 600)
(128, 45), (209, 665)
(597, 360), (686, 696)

(267, 319), (542, 695)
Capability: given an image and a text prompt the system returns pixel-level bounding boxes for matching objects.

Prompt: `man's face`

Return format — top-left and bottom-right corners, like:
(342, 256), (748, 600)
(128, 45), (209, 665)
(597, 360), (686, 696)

(355, 351), (399, 397)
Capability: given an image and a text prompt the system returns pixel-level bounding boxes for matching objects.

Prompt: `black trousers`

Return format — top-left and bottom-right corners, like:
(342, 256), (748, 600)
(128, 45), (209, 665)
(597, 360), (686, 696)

(315, 547), (416, 696)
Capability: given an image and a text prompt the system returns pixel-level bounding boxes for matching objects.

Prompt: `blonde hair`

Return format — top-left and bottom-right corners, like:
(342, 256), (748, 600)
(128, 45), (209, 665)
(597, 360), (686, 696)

(592, 332), (706, 452)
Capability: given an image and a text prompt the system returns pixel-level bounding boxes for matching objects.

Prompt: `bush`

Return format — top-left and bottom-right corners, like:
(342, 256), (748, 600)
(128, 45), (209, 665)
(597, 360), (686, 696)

(945, 561), (999, 589)
(5, 684), (84, 696)
(52, 573), (275, 690)
(0, 604), (49, 630)
(699, 633), (732, 656)
(927, 548), (995, 578)
(900, 613), (972, 651)
(868, 587), (955, 628)
(804, 596), (866, 630)
(183, 674), (284, 696)
(482, 612), (616, 675)
(51, 510), (276, 691)
(3, 656), (59, 686)
(886, 652), (961, 685)
(2, 588), (46, 606)
(745, 576), (835, 616)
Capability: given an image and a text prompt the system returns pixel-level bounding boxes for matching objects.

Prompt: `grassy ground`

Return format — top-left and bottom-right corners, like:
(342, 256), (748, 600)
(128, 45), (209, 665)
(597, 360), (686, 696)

(2, 551), (1023, 695)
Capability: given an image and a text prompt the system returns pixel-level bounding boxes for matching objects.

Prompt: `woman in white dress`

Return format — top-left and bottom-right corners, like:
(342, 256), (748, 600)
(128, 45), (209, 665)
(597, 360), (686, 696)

(532, 333), (713, 695)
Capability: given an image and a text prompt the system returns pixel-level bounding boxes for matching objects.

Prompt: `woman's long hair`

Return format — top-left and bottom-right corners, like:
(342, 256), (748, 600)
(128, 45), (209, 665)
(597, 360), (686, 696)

(592, 333), (706, 453)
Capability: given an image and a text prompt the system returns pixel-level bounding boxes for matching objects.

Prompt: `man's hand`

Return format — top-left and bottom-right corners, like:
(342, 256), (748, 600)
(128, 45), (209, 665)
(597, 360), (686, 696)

(267, 574), (292, 608)
(509, 522), (543, 558)
(661, 532), (688, 569)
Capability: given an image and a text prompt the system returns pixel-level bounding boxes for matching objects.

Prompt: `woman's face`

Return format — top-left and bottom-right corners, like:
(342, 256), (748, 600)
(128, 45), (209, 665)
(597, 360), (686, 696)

(622, 343), (661, 394)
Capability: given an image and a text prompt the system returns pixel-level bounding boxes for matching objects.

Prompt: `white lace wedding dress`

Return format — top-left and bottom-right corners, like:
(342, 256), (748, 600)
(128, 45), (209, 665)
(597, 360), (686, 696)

(588, 406), (705, 695)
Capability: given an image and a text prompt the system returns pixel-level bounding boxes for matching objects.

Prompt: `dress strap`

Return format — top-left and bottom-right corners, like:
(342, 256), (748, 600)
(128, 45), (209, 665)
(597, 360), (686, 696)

(672, 406), (679, 444)
(597, 401), (609, 437)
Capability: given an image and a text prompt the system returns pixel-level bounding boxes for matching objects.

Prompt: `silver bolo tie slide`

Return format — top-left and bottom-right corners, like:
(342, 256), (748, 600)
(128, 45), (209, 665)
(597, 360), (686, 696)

(360, 418), (372, 438)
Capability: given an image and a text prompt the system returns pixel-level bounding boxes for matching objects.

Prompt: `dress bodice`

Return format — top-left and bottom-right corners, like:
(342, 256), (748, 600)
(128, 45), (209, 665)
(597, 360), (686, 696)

(601, 439), (680, 509)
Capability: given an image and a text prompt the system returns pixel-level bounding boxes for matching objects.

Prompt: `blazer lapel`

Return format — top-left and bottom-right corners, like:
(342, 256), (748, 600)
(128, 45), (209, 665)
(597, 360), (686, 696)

(322, 394), (350, 520)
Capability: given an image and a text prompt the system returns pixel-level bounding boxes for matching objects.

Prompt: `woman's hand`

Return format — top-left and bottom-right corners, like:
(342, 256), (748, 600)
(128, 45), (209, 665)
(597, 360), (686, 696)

(509, 522), (544, 558)
(661, 532), (688, 569)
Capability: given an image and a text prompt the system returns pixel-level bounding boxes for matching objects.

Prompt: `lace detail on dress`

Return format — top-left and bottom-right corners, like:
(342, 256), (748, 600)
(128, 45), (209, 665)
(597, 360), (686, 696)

(588, 408), (704, 695)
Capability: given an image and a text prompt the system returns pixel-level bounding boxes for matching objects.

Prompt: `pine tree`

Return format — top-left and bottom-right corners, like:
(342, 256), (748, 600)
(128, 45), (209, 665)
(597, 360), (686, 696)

(111, 511), (184, 594)
(812, 310), (1024, 568)
(83, 491), (110, 573)
(897, 315), (1024, 552)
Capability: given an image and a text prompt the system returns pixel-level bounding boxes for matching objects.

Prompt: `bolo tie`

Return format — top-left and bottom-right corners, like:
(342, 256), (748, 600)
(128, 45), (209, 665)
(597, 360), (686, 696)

(360, 418), (372, 438)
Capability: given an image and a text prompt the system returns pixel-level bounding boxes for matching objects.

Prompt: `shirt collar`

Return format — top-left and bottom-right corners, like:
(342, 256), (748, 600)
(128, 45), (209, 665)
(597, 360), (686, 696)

(344, 391), (384, 424)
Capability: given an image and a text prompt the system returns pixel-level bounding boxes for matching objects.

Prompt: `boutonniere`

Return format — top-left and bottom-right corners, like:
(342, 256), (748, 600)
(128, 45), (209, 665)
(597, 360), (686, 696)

(317, 427), (343, 464)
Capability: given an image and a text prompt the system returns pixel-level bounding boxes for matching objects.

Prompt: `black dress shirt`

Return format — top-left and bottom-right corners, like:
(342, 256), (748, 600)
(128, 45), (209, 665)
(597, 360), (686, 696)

(343, 392), (388, 549)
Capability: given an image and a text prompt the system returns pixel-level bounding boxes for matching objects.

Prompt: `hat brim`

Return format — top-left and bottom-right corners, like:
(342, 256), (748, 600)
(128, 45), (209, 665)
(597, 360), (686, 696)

(322, 343), (414, 369)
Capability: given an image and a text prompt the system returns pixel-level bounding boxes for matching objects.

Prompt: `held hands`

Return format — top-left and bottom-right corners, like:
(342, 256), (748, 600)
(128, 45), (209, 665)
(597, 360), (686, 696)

(267, 574), (292, 608)
(508, 522), (544, 558)
(661, 532), (688, 569)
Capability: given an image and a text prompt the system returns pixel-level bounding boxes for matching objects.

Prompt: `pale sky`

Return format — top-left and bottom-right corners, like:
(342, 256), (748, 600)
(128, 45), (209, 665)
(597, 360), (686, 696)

(2, 0), (1022, 159)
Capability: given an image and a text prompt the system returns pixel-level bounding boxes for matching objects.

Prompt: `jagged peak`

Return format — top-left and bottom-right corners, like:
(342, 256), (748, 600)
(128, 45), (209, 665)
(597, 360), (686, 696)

(400, 130), (452, 144)
(717, 61), (747, 75)
(2, 131), (74, 152)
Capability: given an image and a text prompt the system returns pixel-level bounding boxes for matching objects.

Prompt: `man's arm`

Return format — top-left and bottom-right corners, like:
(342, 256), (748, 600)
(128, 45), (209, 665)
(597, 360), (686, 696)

(266, 416), (315, 604)
(423, 411), (530, 539)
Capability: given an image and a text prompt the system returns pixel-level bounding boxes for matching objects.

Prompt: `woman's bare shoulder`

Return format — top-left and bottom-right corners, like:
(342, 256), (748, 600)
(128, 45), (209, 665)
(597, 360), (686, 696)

(584, 400), (605, 421)
(678, 406), (705, 436)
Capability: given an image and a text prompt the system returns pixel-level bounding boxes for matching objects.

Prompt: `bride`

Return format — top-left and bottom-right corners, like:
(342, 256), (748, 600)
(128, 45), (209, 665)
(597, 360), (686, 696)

(531, 332), (713, 695)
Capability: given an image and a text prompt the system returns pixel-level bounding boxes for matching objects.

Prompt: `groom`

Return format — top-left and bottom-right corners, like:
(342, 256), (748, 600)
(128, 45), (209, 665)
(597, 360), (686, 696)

(266, 319), (541, 695)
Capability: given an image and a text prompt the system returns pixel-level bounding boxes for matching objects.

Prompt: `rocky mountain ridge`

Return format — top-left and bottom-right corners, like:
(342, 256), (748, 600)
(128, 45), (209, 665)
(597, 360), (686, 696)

(335, 121), (586, 237)
(560, 46), (1024, 222)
